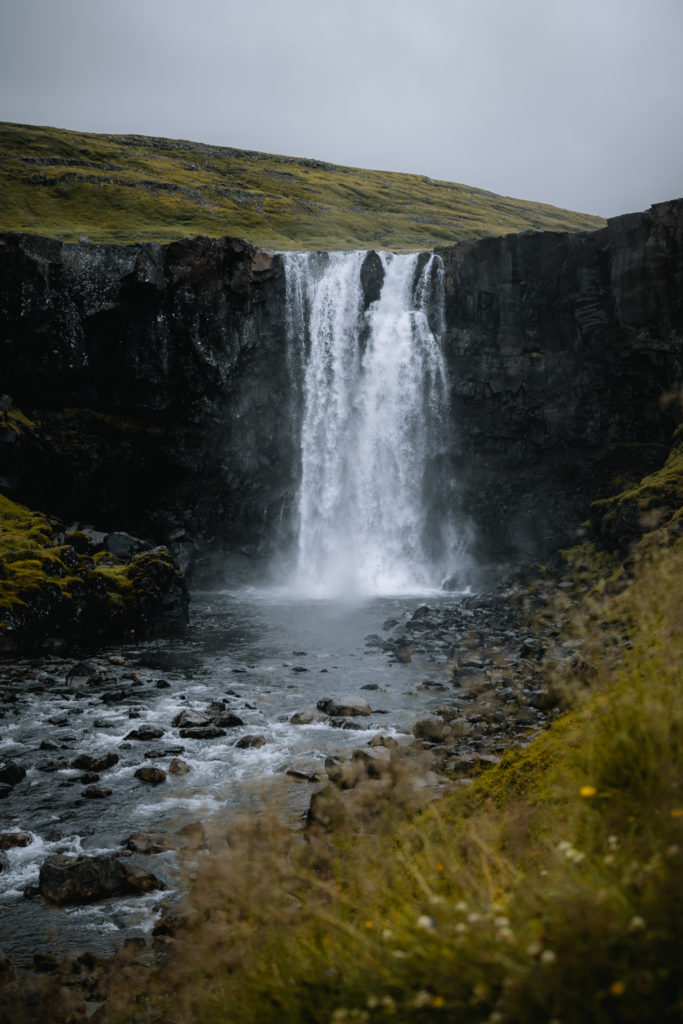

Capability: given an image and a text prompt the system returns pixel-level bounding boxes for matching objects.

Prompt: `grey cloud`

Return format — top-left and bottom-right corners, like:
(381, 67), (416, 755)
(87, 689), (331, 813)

(0, 0), (681, 218)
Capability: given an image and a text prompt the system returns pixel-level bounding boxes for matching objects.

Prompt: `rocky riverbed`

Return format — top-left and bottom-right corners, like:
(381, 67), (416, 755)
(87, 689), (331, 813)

(0, 576), (576, 981)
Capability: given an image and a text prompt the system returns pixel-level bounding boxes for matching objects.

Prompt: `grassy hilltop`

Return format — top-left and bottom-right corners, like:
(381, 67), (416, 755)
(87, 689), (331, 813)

(0, 122), (605, 250)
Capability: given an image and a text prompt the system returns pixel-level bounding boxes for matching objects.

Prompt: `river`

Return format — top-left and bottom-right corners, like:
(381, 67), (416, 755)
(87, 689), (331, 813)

(0, 585), (462, 964)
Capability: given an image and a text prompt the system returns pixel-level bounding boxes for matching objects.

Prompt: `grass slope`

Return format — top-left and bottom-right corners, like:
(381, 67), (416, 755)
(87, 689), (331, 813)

(95, 438), (683, 1023)
(0, 122), (605, 251)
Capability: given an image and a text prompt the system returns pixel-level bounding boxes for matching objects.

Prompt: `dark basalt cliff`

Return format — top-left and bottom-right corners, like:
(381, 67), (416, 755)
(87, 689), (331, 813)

(0, 234), (292, 576)
(436, 199), (683, 560)
(0, 199), (681, 578)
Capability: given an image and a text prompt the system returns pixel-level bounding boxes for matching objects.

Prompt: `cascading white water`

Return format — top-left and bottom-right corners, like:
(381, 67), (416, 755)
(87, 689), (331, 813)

(284, 250), (452, 597)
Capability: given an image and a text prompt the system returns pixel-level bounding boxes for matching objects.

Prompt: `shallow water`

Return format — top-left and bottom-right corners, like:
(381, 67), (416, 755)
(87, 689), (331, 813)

(0, 587), (459, 963)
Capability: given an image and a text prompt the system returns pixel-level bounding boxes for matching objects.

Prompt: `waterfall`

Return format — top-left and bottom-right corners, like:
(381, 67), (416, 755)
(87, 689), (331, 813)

(283, 249), (452, 597)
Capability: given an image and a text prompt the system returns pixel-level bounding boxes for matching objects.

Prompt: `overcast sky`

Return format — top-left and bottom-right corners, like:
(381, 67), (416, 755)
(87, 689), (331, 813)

(1, 0), (681, 218)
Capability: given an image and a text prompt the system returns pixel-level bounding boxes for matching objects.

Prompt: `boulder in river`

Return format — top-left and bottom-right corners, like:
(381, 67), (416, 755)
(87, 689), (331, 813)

(317, 698), (372, 717)
(126, 726), (165, 741)
(168, 757), (190, 775)
(213, 712), (245, 728)
(39, 853), (164, 905)
(83, 785), (112, 799)
(125, 831), (174, 854)
(134, 766), (166, 785)
(172, 709), (211, 729)
(179, 726), (227, 739)
(235, 734), (267, 749)
(0, 832), (32, 851)
(290, 710), (316, 725)
(0, 761), (26, 787)
(71, 752), (119, 771)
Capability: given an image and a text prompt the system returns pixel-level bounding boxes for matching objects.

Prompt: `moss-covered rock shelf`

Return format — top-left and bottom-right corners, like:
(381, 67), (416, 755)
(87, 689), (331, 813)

(0, 493), (188, 652)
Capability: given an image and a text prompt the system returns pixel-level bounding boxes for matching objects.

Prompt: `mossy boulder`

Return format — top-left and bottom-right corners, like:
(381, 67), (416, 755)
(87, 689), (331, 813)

(0, 493), (188, 652)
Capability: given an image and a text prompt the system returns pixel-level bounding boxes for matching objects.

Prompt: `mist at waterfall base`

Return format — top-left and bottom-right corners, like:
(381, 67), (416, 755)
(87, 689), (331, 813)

(277, 249), (465, 600)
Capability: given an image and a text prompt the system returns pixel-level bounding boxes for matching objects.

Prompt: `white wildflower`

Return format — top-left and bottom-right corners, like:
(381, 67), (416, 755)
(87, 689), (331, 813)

(416, 914), (436, 931)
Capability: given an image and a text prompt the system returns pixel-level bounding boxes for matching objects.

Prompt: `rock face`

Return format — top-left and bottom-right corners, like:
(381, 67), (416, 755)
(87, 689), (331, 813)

(436, 199), (683, 560)
(1, 200), (681, 569)
(0, 233), (291, 574)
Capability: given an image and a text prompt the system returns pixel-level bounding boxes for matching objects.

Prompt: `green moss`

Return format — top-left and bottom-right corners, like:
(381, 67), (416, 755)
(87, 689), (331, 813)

(0, 122), (605, 251)
(0, 490), (184, 646)
(592, 434), (683, 531)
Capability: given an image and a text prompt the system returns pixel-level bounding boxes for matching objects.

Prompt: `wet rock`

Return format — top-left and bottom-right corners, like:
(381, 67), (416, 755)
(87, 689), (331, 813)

(144, 746), (185, 758)
(317, 697), (372, 717)
(125, 726), (165, 741)
(106, 531), (149, 560)
(0, 832), (32, 850)
(79, 771), (100, 783)
(39, 739), (59, 751)
(368, 734), (399, 748)
(285, 768), (320, 782)
(102, 690), (129, 704)
(66, 660), (100, 682)
(168, 757), (190, 775)
(176, 821), (205, 843)
(155, 679), (171, 688)
(413, 717), (446, 743)
(0, 785), (12, 800)
(126, 831), (173, 854)
(71, 751), (119, 771)
(83, 785), (112, 799)
(290, 710), (315, 725)
(38, 758), (69, 772)
(364, 634), (385, 648)
(178, 726), (226, 739)
(525, 688), (557, 710)
(213, 712), (245, 728)
(0, 761), (26, 787)
(134, 766), (166, 785)
(172, 709), (211, 729)
(235, 734), (267, 749)
(39, 853), (164, 905)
